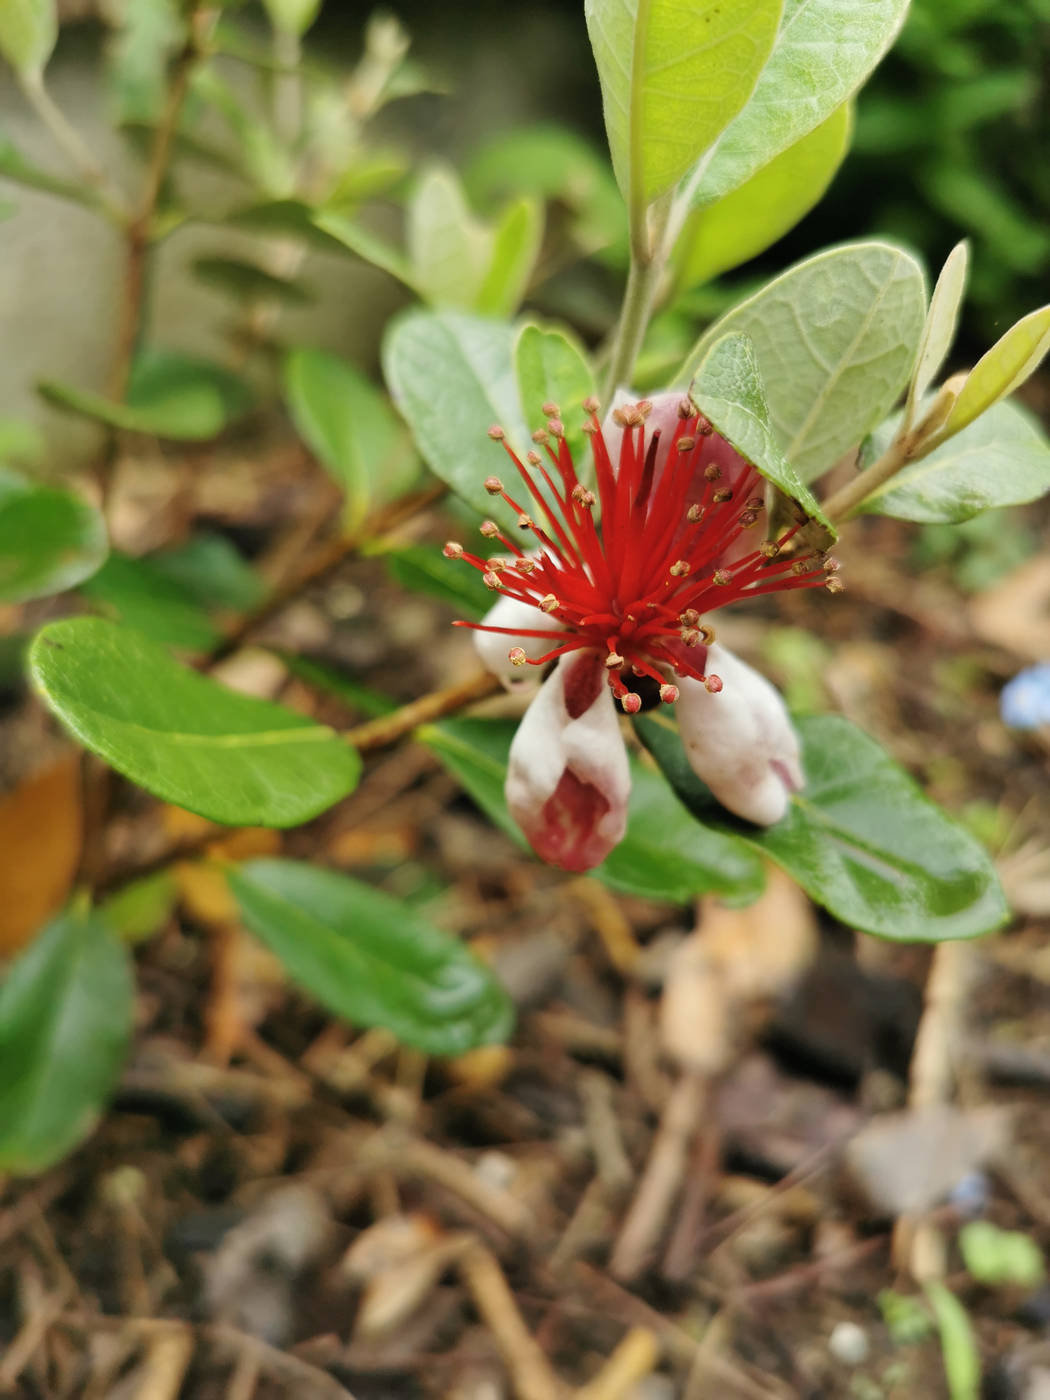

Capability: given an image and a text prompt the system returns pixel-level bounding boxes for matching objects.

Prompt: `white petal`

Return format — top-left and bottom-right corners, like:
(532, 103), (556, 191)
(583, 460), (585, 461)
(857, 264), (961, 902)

(473, 593), (565, 691)
(676, 643), (803, 826)
(505, 652), (630, 871)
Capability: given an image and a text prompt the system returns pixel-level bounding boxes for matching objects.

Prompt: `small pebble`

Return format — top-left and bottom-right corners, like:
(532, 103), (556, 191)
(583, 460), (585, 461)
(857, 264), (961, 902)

(829, 1320), (870, 1366)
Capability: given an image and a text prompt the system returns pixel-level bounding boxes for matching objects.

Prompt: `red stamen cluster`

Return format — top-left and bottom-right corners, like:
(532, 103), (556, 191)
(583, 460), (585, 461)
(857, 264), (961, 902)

(446, 396), (840, 710)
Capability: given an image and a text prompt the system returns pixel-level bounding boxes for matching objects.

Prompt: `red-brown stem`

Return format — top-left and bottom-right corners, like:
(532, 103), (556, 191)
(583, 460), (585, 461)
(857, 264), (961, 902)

(342, 670), (502, 752)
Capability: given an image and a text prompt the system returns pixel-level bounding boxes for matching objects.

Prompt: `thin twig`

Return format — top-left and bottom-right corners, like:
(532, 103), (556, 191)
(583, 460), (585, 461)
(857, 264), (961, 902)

(109, 7), (215, 401)
(459, 1241), (569, 1400)
(344, 670), (501, 752)
(609, 1071), (707, 1281)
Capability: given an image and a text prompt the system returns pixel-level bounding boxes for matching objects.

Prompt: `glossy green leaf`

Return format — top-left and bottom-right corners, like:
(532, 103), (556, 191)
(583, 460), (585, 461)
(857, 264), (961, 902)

(944, 304), (1050, 436)
(408, 165), (491, 309)
(514, 323), (596, 467)
(476, 197), (544, 319)
(283, 347), (416, 526)
(0, 0), (57, 78)
(682, 242), (926, 481)
(193, 255), (312, 306)
(81, 551), (219, 653)
(381, 544), (491, 618)
(40, 350), (254, 441)
(674, 104), (852, 288)
(29, 618), (361, 827)
(229, 858), (514, 1055)
(637, 713), (1009, 941)
(905, 240), (969, 425)
(383, 309), (529, 528)
(863, 401), (1050, 524)
(420, 717), (765, 904)
(602, 760), (765, 903)
(925, 1283), (980, 1400)
(585, 0), (781, 214)
(690, 0), (909, 207)
(0, 470), (107, 603)
(690, 333), (832, 533)
(0, 911), (133, 1173)
(147, 534), (265, 614)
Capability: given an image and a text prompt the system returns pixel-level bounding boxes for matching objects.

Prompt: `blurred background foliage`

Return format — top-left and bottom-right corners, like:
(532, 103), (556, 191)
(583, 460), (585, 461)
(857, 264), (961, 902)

(3, 0), (1048, 448)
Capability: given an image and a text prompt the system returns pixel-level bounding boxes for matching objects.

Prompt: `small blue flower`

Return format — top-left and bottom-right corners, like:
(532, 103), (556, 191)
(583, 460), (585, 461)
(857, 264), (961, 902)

(1000, 663), (1050, 729)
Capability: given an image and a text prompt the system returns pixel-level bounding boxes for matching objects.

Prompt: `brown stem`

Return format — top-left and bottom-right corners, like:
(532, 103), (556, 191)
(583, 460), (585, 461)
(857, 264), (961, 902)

(108, 10), (212, 402)
(343, 670), (501, 753)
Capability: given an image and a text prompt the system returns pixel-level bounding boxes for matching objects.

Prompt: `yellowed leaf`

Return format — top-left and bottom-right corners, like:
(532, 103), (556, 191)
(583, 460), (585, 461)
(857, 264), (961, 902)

(0, 753), (82, 954)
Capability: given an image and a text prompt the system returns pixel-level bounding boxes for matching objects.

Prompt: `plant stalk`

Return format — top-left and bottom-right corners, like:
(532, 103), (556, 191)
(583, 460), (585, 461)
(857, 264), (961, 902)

(108, 8), (213, 402)
(343, 670), (502, 752)
(600, 194), (674, 402)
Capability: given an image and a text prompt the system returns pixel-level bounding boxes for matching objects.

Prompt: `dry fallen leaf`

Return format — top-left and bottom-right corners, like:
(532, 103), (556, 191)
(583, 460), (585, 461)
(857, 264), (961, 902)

(970, 556), (1050, 662)
(0, 751), (82, 955)
(700, 862), (819, 1002)
(844, 1103), (1011, 1216)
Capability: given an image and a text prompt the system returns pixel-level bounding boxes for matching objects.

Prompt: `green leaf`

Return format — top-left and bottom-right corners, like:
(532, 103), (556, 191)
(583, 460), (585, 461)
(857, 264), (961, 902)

(193, 255), (312, 306)
(465, 123), (627, 265)
(905, 240), (969, 424)
(863, 401), (1050, 524)
(637, 712), (1009, 941)
(944, 304), (1050, 436)
(229, 858), (514, 1055)
(283, 347), (416, 526)
(0, 0), (57, 78)
(407, 164), (491, 309)
(146, 533), (265, 614)
(0, 911), (133, 1173)
(959, 1221), (1044, 1290)
(383, 309), (529, 528)
(420, 717), (766, 904)
(681, 241), (927, 482)
(601, 760), (766, 903)
(691, 0), (910, 207)
(380, 543), (492, 619)
(924, 1283), (980, 1400)
(29, 618), (361, 827)
(276, 652), (396, 720)
(99, 870), (178, 944)
(0, 417), (45, 465)
(0, 470), (107, 603)
(476, 197), (544, 319)
(311, 209), (415, 283)
(81, 551), (220, 653)
(192, 69), (294, 196)
(105, 0), (182, 126)
(689, 333), (832, 533)
(585, 0), (781, 215)
(673, 104), (852, 288)
(514, 323), (596, 467)
(40, 350), (254, 441)
(0, 135), (102, 209)
(259, 0), (321, 36)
